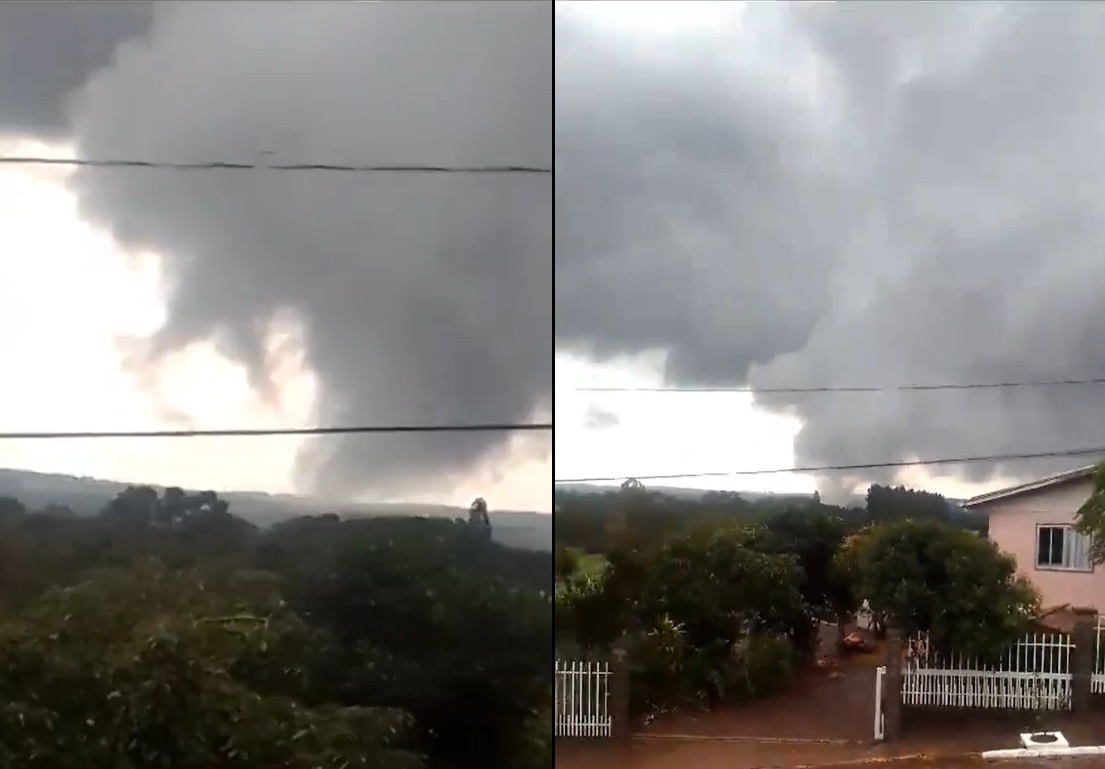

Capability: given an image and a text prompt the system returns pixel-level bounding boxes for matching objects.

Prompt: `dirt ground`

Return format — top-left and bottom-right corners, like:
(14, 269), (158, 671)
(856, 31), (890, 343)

(557, 660), (881, 769)
(637, 661), (877, 742)
(555, 739), (1105, 769)
(558, 712), (1105, 769)
(635, 621), (882, 743)
(557, 624), (884, 769)
(558, 703), (1105, 769)
(556, 620), (1105, 769)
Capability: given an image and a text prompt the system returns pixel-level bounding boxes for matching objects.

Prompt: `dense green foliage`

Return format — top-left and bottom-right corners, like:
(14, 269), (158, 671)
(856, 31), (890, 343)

(840, 519), (1038, 659)
(555, 482), (1033, 716)
(0, 487), (551, 769)
(1075, 463), (1105, 564)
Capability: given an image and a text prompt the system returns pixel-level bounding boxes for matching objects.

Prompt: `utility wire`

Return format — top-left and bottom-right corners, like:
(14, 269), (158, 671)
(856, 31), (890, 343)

(0, 422), (552, 440)
(576, 376), (1105, 395)
(553, 446), (1105, 484)
(0, 156), (550, 175)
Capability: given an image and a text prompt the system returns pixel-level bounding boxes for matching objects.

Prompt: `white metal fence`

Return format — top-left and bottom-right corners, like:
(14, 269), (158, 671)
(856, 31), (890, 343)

(555, 658), (612, 738)
(902, 632), (1072, 710)
(1093, 617), (1105, 694)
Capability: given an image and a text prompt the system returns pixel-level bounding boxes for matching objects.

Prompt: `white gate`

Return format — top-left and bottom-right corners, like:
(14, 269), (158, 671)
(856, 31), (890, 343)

(555, 659), (612, 738)
(874, 665), (886, 741)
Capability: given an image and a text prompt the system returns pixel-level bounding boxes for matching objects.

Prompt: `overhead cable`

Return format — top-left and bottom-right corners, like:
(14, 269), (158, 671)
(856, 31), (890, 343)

(0, 422), (552, 440)
(0, 156), (550, 174)
(553, 446), (1105, 484)
(575, 377), (1105, 395)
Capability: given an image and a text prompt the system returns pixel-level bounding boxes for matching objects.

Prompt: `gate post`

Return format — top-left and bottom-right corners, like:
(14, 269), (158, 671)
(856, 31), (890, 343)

(874, 666), (886, 741)
(610, 644), (631, 742)
(883, 627), (904, 740)
(1071, 607), (1097, 714)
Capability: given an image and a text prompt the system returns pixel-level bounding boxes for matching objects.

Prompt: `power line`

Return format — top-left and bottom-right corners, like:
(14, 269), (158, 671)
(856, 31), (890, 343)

(0, 156), (550, 175)
(0, 422), (552, 440)
(576, 376), (1105, 395)
(553, 446), (1105, 484)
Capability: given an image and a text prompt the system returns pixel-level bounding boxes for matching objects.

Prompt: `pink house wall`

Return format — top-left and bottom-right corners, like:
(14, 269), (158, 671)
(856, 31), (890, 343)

(982, 476), (1105, 610)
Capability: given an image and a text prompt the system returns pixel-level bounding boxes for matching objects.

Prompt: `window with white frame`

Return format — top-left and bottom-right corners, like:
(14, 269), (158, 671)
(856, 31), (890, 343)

(1036, 524), (1093, 571)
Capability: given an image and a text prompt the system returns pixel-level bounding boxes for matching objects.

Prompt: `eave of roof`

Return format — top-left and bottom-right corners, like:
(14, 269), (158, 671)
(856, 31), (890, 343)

(962, 465), (1097, 509)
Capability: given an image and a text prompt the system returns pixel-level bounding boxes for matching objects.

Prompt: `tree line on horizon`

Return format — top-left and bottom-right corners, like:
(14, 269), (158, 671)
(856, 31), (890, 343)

(0, 485), (552, 769)
(553, 481), (981, 556)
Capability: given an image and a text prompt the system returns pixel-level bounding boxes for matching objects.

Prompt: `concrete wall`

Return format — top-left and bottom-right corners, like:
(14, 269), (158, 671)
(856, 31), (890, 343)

(984, 477), (1105, 609)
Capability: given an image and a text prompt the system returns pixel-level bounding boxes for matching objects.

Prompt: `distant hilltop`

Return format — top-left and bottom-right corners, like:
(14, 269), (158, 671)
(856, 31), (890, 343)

(0, 467), (551, 551)
(555, 483), (819, 502)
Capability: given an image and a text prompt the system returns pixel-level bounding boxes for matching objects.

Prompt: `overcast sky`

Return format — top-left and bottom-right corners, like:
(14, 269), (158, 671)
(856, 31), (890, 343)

(14, 1), (1105, 512)
(0, 2), (551, 512)
(556, 1), (1105, 501)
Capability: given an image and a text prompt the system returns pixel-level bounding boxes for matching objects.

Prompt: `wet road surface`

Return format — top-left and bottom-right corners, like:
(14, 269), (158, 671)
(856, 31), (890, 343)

(926, 762), (1105, 769)
(556, 741), (1105, 769)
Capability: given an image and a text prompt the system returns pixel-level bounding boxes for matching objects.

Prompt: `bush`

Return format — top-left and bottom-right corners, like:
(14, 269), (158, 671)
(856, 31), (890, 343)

(555, 572), (623, 650)
(604, 526), (810, 713)
(627, 615), (691, 712)
(555, 547), (580, 581)
(722, 633), (796, 702)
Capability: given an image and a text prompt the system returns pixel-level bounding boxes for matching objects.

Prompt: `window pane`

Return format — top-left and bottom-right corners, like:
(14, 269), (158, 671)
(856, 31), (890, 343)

(1038, 527), (1051, 565)
(1071, 530), (1091, 570)
(1051, 527), (1066, 565)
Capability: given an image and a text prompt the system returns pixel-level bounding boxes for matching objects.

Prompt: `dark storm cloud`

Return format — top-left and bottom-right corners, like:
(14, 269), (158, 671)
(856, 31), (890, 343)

(66, 2), (551, 498)
(555, 3), (1105, 488)
(0, 2), (151, 136)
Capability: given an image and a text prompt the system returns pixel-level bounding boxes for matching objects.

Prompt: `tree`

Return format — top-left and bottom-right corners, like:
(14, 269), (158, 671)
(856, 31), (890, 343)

(188, 489), (230, 517)
(1075, 463), (1105, 564)
(514, 703), (552, 769)
(0, 492), (553, 769)
(846, 519), (1038, 659)
(285, 517), (551, 769)
(0, 559), (421, 769)
(592, 523), (808, 708)
(101, 485), (160, 527)
(762, 509), (859, 653)
(101, 486), (232, 532)
(865, 484), (951, 524)
(556, 570), (624, 651)
(155, 485), (186, 528)
(0, 496), (25, 524)
(762, 510), (849, 614)
(554, 546), (580, 581)
(468, 497), (492, 541)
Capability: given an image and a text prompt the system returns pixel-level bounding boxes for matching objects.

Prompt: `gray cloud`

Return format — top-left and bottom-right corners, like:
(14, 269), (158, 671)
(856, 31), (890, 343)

(556, 3), (1105, 488)
(57, 2), (551, 498)
(0, 2), (151, 137)
(583, 404), (619, 431)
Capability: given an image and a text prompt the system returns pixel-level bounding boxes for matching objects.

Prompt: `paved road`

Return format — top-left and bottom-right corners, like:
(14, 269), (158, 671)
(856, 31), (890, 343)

(916, 761), (1101, 768)
(556, 741), (1105, 769)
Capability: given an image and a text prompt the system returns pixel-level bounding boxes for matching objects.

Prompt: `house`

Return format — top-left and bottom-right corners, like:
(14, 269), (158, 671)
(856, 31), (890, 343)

(963, 465), (1101, 611)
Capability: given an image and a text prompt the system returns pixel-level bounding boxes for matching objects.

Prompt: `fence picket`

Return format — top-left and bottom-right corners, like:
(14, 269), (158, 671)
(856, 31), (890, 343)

(554, 658), (612, 738)
(1093, 617), (1105, 694)
(902, 631), (1073, 710)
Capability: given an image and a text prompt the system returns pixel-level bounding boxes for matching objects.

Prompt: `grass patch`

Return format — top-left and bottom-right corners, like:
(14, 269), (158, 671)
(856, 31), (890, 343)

(577, 552), (607, 577)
